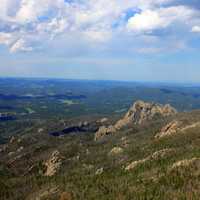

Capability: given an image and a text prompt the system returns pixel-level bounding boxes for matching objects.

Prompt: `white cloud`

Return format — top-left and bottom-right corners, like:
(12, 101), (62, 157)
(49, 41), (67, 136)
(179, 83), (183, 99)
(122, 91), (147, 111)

(10, 38), (33, 53)
(192, 26), (200, 33)
(83, 28), (112, 42)
(0, 0), (199, 52)
(36, 18), (69, 39)
(127, 6), (195, 33)
(127, 10), (166, 33)
(0, 32), (15, 45)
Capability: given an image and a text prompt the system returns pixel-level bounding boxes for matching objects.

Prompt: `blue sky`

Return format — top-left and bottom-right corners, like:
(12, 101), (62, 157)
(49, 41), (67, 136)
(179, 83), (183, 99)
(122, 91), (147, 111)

(0, 0), (200, 82)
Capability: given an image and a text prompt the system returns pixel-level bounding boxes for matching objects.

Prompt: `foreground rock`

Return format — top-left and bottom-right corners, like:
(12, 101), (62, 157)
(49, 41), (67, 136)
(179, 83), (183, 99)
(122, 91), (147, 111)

(95, 100), (177, 140)
(44, 150), (63, 176)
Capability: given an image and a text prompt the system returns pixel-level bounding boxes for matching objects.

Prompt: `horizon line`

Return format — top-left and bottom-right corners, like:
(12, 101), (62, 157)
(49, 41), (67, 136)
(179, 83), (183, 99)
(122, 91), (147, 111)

(0, 75), (200, 86)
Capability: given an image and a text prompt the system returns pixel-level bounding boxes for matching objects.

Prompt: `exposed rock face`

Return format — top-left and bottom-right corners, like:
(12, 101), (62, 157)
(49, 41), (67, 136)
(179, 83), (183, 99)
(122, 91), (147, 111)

(171, 158), (200, 169)
(155, 121), (200, 139)
(115, 101), (177, 128)
(125, 148), (175, 171)
(44, 150), (63, 176)
(155, 121), (181, 139)
(169, 158), (200, 174)
(95, 125), (116, 141)
(125, 158), (147, 171)
(95, 100), (177, 140)
(150, 148), (175, 160)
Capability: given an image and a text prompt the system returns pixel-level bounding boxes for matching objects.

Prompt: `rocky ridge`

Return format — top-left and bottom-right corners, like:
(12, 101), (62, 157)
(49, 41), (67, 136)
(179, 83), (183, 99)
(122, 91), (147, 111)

(125, 148), (175, 171)
(155, 120), (200, 139)
(95, 100), (177, 140)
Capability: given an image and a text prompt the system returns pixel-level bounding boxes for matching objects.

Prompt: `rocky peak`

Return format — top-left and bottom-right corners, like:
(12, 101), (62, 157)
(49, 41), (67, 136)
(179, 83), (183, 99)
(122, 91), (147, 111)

(116, 101), (177, 128)
(95, 100), (177, 140)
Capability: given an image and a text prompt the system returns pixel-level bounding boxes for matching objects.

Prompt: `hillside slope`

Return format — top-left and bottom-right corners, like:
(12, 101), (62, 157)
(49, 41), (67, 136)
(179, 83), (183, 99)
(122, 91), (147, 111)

(0, 101), (200, 200)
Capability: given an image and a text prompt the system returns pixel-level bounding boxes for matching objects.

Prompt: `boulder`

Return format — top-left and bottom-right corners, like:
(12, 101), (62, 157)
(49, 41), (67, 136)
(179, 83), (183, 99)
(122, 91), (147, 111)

(109, 147), (124, 155)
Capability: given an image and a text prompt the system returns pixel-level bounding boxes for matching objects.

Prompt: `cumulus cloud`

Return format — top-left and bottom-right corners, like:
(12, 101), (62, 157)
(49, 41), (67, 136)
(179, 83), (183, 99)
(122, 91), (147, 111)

(0, 0), (199, 52)
(127, 6), (195, 33)
(127, 10), (166, 33)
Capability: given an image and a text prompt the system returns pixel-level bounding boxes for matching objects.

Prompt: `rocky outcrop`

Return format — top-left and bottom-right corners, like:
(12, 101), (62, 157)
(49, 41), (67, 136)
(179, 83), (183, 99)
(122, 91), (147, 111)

(155, 121), (181, 139)
(94, 125), (116, 140)
(170, 158), (200, 170)
(155, 121), (200, 139)
(44, 150), (63, 176)
(125, 158), (148, 171)
(169, 158), (200, 175)
(109, 147), (124, 155)
(115, 101), (177, 128)
(125, 148), (175, 171)
(95, 100), (177, 140)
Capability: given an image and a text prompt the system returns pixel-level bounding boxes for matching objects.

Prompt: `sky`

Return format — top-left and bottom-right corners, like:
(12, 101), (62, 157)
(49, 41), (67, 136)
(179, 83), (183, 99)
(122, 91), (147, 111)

(0, 0), (200, 82)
